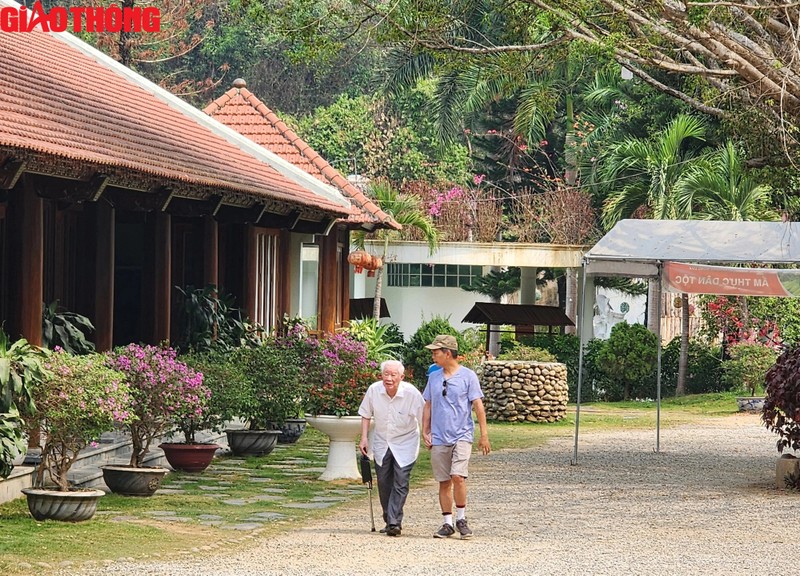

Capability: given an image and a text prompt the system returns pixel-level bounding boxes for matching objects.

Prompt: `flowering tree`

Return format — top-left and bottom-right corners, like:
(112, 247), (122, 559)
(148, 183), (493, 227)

(300, 331), (378, 417)
(107, 344), (209, 467)
(34, 351), (132, 491)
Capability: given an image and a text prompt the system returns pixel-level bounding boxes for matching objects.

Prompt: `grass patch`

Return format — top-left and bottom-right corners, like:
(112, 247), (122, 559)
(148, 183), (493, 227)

(0, 394), (745, 572)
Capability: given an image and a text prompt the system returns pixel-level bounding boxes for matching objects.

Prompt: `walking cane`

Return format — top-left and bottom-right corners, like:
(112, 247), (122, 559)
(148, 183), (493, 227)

(360, 454), (376, 532)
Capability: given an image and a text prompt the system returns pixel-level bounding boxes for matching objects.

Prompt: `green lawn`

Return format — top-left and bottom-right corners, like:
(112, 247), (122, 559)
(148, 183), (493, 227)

(0, 393), (744, 573)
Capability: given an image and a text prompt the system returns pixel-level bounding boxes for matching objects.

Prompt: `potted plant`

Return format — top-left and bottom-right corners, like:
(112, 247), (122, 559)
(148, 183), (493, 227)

(222, 338), (306, 456)
(722, 341), (779, 412)
(301, 330), (378, 480)
(105, 344), (216, 480)
(763, 344), (800, 487)
(1, 330), (48, 480)
(22, 349), (133, 521)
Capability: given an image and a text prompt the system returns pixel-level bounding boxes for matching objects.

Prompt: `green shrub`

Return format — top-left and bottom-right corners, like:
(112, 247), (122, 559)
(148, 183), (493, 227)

(347, 317), (403, 363)
(403, 316), (469, 388)
(721, 342), (778, 396)
(595, 322), (658, 401)
(497, 345), (557, 362)
(660, 337), (723, 396)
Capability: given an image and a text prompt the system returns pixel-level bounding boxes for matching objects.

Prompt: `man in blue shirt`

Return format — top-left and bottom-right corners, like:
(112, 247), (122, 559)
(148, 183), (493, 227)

(422, 334), (491, 539)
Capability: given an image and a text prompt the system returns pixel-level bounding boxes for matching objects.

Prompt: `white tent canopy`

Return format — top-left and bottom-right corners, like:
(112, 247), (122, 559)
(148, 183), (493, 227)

(573, 219), (800, 463)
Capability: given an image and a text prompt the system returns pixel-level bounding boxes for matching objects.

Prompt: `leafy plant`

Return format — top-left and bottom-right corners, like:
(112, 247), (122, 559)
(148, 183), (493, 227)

(595, 322), (659, 401)
(497, 345), (557, 363)
(180, 349), (246, 431)
(174, 285), (261, 352)
(721, 342), (778, 396)
(763, 345), (800, 454)
(41, 300), (95, 355)
(0, 331), (48, 479)
(236, 338), (306, 428)
(33, 350), (132, 491)
(660, 337), (723, 396)
(403, 315), (468, 388)
(107, 344), (210, 466)
(347, 317), (403, 363)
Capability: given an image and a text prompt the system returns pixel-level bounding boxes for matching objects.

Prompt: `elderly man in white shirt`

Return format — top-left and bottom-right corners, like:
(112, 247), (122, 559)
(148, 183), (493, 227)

(358, 359), (424, 537)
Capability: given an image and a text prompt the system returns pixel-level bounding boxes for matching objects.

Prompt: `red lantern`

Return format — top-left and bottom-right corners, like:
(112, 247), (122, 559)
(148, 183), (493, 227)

(348, 250), (369, 266)
(348, 250), (370, 274)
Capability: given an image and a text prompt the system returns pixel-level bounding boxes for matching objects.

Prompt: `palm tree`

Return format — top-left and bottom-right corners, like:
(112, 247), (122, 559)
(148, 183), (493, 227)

(675, 141), (777, 222)
(600, 114), (706, 395)
(352, 180), (439, 320)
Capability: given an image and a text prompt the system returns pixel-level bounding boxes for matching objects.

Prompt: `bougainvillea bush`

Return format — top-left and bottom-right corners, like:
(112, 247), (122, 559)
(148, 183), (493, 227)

(34, 350), (132, 490)
(299, 330), (378, 417)
(763, 344), (800, 454)
(107, 344), (210, 467)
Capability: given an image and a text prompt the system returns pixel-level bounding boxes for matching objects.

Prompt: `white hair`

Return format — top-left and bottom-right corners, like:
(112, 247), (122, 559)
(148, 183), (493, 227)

(380, 359), (405, 375)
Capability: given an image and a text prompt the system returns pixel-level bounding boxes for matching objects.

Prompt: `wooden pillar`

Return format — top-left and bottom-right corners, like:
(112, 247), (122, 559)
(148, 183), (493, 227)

(244, 224), (257, 322)
(318, 231), (338, 335)
(340, 230), (350, 328)
(278, 229), (291, 321)
(203, 215), (218, 288)
(94, 201), (114, 351)
(152, 211), (171, 344)
(18, 177), (43, 345)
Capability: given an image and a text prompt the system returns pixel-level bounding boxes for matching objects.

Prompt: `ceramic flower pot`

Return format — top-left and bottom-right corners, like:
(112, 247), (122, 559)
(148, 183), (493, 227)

(225, 429), (281, 457)
(101, 465), (169, 496)
(269, 418), (307, 444)
(304, 414), (364, 481)
(159, 443), (219, 473)
(21, 488), (105, 522)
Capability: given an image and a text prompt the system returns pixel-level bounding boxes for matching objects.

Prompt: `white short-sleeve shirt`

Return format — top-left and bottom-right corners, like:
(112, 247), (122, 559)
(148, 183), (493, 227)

(358, 380), (424, 467)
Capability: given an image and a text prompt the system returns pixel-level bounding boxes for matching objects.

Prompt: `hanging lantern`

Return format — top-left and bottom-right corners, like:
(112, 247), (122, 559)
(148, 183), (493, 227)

(348, 250), (370, 274)
(348, 250), (369, 266)
(371, 256), (383, 270)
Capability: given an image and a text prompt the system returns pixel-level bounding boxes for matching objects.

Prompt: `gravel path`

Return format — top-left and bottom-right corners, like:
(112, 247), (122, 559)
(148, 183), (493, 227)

(67, 412), (796, 575)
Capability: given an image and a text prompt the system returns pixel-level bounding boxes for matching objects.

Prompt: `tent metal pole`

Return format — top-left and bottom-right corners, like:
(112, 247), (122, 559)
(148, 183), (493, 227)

(655, 263), (663, 453)
(572, 262), (589, 465)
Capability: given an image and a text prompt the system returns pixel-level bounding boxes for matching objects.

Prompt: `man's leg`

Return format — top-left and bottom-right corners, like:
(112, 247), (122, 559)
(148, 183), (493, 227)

(386, 458), (415, 529)
(374, 453), (393, 531)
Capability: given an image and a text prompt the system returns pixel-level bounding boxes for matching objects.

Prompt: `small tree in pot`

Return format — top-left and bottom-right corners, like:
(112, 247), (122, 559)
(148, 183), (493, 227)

(106, 344), (213, 469)
(223, 338), (306, 455)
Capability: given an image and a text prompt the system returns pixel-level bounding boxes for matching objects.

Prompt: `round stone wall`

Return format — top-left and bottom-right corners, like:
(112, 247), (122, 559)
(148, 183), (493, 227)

(478, 361), (568, 423)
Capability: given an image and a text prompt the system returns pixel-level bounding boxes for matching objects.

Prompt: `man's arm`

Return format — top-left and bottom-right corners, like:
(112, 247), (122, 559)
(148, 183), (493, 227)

(359, 416), (371, 456)
(472, 398), (491, 455)
(422, 400), (432, 449)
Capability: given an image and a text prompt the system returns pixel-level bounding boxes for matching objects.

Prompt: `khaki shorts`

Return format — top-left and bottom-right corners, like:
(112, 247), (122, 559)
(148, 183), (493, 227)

(430, 441), (472, 482)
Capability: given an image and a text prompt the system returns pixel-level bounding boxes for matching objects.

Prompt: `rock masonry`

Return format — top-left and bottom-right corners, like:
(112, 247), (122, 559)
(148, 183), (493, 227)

(478, 361), (568, 422)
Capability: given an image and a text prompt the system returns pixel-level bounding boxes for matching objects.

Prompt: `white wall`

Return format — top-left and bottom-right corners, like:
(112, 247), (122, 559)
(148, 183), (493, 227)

(359, 274), (493, 339)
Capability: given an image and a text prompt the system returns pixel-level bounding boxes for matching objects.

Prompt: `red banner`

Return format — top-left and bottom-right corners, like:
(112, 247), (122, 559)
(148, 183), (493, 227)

(663, 262), (794, 297)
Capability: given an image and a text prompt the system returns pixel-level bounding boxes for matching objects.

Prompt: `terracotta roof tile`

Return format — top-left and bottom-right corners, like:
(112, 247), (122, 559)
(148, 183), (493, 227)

(0, 25), (351, 218)
(204, 82), (400, 230)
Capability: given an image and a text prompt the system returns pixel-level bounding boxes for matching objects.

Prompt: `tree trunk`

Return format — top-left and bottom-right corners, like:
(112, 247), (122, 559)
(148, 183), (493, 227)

(372, 265), (385, 321)
(676, 292), (690, 396)
(372, 237), (390, 321)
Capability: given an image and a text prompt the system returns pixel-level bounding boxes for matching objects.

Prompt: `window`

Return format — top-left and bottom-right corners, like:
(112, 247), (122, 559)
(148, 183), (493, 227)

(386, 263), (483, 287)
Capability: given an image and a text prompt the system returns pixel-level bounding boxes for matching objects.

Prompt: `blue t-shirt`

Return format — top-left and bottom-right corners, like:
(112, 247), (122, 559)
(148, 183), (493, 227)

(422, 366), (483, 445)
(426, 363), (442, 376)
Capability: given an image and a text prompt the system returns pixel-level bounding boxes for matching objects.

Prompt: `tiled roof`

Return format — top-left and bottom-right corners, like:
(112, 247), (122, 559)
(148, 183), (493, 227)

(204, 81), (400, 230)
(0, 12), (352, 218)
